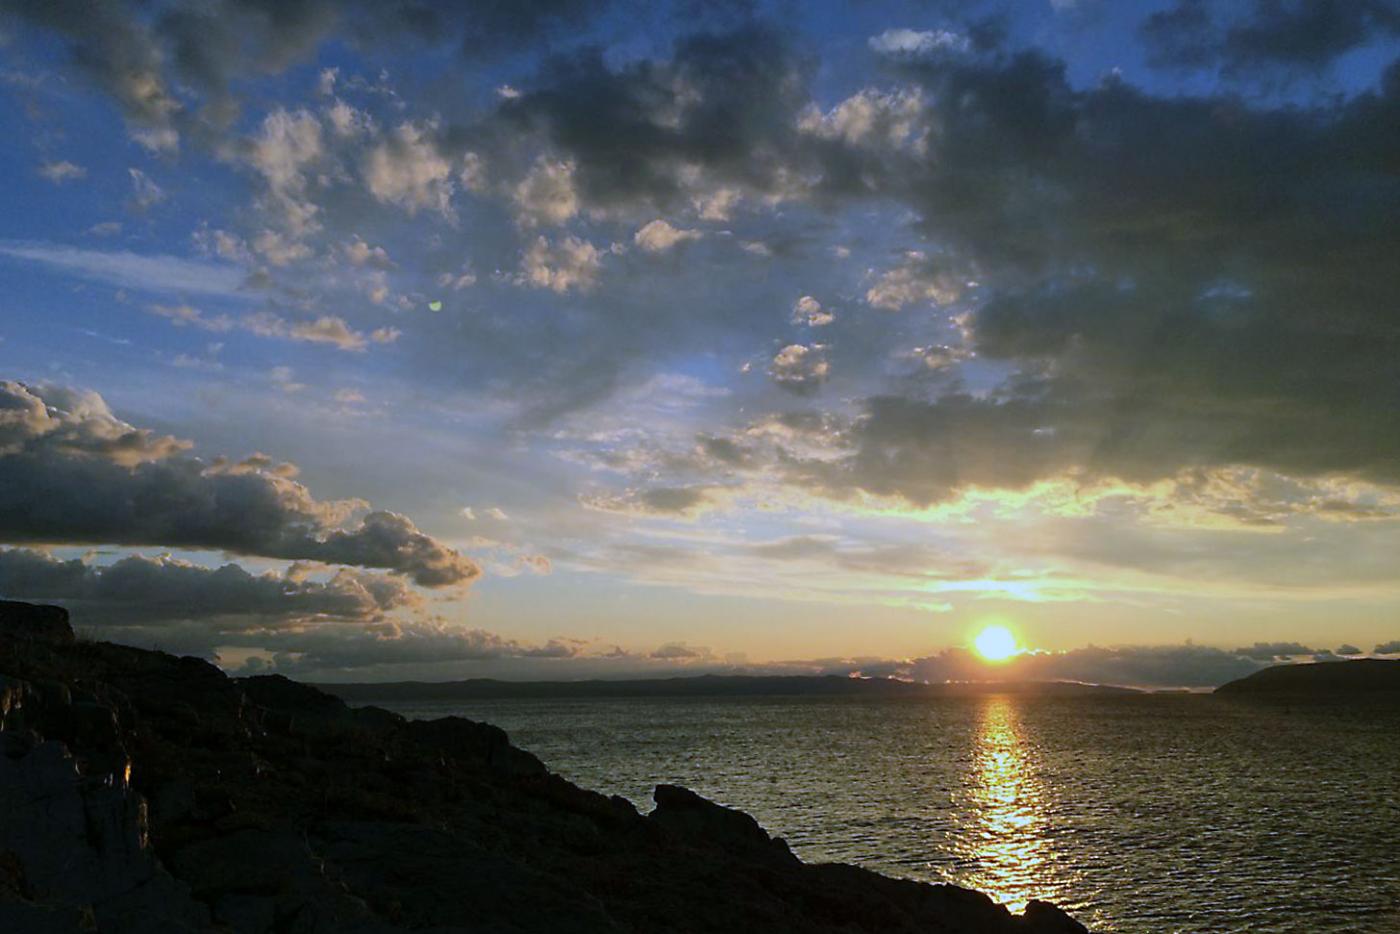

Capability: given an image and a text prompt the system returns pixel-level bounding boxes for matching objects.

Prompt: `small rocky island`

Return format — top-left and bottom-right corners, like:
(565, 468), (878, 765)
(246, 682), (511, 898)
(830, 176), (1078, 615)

(0, 601), (1086, 933)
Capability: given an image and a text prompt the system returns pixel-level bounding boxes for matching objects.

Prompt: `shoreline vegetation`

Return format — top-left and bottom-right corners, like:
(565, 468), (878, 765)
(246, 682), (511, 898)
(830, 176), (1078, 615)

(0, 601), (1088, 933)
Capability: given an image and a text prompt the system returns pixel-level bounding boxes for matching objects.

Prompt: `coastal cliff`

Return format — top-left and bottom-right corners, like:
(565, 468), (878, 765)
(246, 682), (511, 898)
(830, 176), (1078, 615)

(0, 601), (1086, 933)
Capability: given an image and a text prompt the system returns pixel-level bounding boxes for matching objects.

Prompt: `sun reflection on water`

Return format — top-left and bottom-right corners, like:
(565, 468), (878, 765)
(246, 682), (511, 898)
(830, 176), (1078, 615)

(964, 696), (1053, 914)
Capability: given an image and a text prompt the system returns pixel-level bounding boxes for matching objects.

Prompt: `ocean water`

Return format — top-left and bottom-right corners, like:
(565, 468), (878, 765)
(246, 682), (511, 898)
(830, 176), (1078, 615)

(372, 693), (1400, 933)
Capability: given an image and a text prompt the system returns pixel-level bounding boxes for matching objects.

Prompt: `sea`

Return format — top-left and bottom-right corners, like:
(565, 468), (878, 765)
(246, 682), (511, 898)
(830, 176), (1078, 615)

(369, 693), (1400, 933)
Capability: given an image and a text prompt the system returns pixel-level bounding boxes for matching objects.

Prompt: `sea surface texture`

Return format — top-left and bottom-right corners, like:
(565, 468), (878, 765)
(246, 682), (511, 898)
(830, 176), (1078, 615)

(373, 694), (1400, 933)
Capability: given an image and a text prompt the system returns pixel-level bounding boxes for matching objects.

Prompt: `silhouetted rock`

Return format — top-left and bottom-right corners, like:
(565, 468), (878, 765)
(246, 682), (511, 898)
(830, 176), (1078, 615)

(0, 602), (1088, 933)
(1215, 658), (1400, 695)
(650, 783), (797, 863)
(0, 601), (75, 645)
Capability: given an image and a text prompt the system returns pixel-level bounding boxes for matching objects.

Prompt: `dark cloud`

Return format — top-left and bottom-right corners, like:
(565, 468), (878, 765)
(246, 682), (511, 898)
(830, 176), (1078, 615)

(1232, 641), (1317, 660)
(651, 641), (708, 659)
(580, 485), (724, 517)
(1140, 0), (1400, 74)
(1140, 0), (1217, 69)
(0, 547), (415, 624)
(0, 0), (616, 144)
(752, 51), (1400, 505)
(485, 27), (812, 216)
(0, 381), (479, 587)
(1376, 640), (1400, 654)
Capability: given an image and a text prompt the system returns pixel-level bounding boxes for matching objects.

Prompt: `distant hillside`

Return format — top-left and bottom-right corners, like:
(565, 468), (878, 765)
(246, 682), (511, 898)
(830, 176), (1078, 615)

(320, 673), (1140, 702)
(1215, 659), (1400, 695)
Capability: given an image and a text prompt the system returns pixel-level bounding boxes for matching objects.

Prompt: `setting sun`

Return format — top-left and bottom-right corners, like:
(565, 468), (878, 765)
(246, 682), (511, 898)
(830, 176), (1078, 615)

(974, 625), (1020, 663)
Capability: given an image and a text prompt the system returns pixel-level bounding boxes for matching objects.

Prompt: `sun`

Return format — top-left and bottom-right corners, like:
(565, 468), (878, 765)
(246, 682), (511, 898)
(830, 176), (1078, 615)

(973, 625), (1020, 663)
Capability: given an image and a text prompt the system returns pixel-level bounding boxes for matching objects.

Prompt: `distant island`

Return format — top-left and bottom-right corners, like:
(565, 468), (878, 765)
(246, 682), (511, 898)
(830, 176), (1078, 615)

(1215, 658), (1400, 695)
(321, 673), (1142, 703)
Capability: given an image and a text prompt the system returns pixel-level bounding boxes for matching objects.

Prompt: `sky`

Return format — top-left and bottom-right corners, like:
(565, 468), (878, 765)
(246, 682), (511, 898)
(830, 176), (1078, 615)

(2, 0), (1400, 687)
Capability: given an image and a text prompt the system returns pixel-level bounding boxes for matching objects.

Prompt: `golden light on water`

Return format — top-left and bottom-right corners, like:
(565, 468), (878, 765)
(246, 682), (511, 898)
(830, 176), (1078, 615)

(973, 624), (1020, 663)
(964, 696), (1053, 914)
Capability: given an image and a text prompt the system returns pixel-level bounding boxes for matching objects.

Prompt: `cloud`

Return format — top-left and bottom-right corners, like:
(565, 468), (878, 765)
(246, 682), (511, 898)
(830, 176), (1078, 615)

(1232, 641), (1318, 660)
(126, 167), (165, 211)
(1, 0), (182, 148)
(769, 343), (829, 394)
(0, 547), (417, 624)
(633, 219), (702, 253)
(364, 122), (455, 217)
(791, 295), (834, 327)
(651, 641), (709, 659)
(868, 28), (970, 58)
(243, 312), (399, 352)
(1141, 0), (1400, 74)
(147, 304), (397, 352)
(37, 160), (86, 183)
(482, 28), (816, 218)
(1376, 640), (1400, 655)
(0, 380), (479, 587)
(798, 86), (930, 154)
(512, 157), (580, 227)
(516, 235), (603, 292)
(0, 242), (247, 297)
(581, 485), (724, 518)
(0, 0), (614, 153)
(148, 303), (235, 332)
(247, 107), (324, 196)
(864, 252), (963, 310)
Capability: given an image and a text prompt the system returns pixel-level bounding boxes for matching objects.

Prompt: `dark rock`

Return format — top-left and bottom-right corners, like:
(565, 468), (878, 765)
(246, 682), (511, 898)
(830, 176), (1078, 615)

(650, 783), (797, 864)
(1023, 899), (1090, 933)
(0, 601), (74, 645)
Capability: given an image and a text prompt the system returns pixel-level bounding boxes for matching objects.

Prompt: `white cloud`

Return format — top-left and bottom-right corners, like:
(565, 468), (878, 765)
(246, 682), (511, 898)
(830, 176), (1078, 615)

(517, 235), (602, 293)
(38, 160), (86, 183)
(791, 295), (834, 326)
(252, 229), (312, 266)
(865, 252), (964, 310)
(148, 304), (234, 332)
(342, 237), (391, 268)
(770, 343), (830, 393)
(243, 312), (399, 352)
(868, 28), (970, 58)
(127, 167), (165, 211)
(512, 158), (579, 227)
(248, 108), (323, 195)
(799, 87), (930, 154)
(0, 242), (246, 297)
(364, 122), (455, 217)
(325, 98), (374, 137)
(634, 219), (703, 253)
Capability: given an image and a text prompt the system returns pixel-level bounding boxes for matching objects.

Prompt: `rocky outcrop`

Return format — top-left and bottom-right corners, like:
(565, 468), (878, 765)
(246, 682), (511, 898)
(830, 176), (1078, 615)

(0, 601), (75, 645)
(0, 602), (1088, 933)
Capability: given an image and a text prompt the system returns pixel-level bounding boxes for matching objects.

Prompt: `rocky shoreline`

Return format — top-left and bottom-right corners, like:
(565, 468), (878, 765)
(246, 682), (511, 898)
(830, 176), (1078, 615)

(0, 601), (1086, 933)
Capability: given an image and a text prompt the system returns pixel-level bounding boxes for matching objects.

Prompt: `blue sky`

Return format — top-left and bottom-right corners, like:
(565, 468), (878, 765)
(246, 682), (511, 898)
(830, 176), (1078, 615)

(2, 0), (1400, 685)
